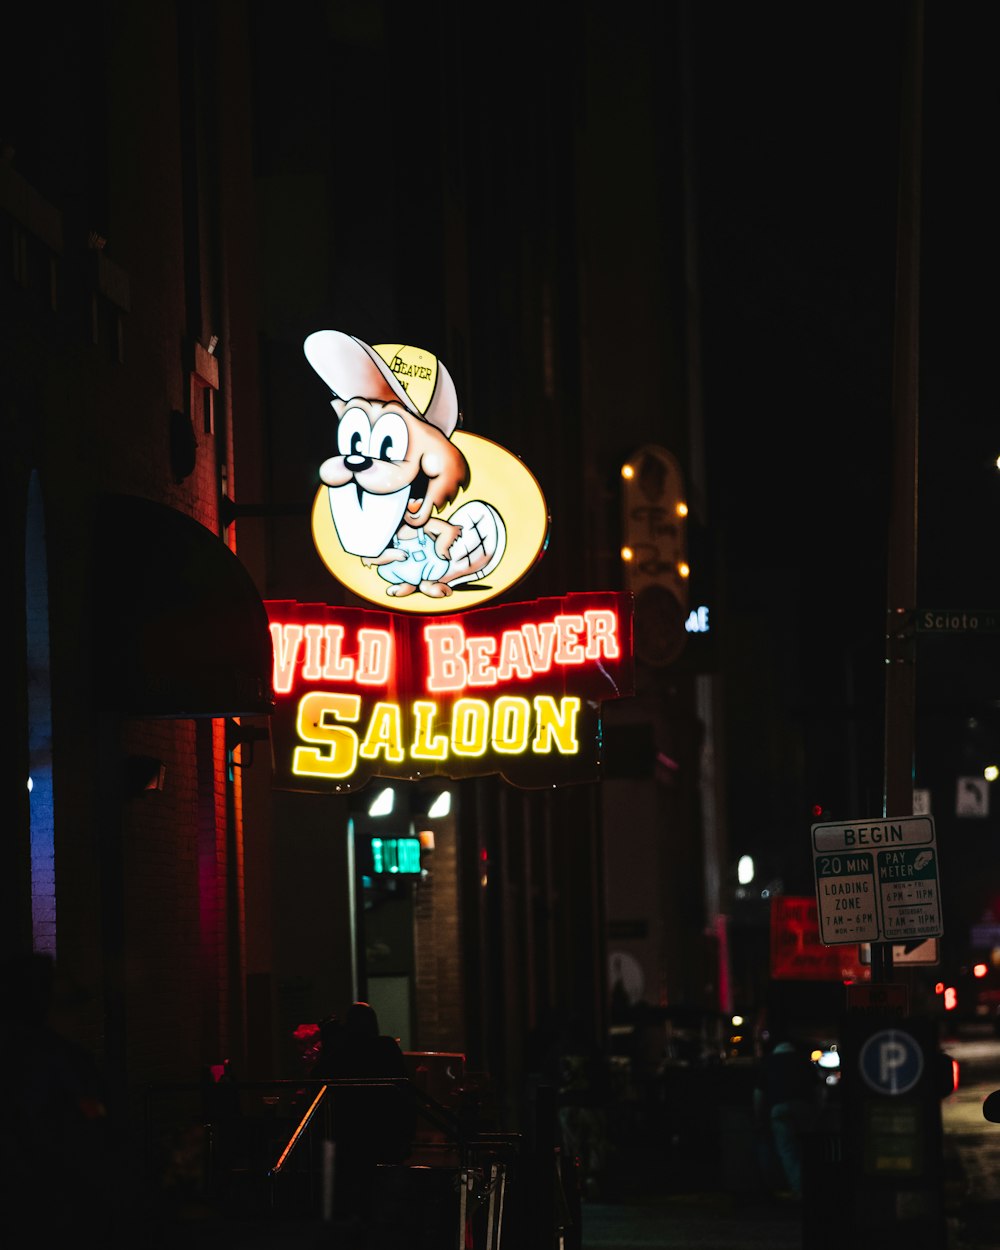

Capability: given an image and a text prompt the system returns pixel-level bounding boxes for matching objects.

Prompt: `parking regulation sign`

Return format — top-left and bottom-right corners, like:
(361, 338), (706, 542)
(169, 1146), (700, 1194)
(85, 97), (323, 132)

(811, 815), (942, 944)
(814, 849), (878, 944)
(859, 1028), (924, 1095)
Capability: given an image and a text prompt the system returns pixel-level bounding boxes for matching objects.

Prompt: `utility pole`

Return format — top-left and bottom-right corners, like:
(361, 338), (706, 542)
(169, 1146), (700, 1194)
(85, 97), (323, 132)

(878, 0), (925, 988)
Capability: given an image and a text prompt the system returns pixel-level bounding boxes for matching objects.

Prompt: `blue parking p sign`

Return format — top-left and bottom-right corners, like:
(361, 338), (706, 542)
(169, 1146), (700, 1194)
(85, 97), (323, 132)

(859, 1028), (924, 1095)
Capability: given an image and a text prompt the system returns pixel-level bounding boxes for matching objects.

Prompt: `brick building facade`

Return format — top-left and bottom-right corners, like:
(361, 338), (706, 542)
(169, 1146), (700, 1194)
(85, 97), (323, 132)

(4, 0), (715, 1184)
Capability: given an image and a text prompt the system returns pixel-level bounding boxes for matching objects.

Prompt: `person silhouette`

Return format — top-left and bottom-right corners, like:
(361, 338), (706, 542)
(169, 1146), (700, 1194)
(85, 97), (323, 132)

(313, 1001), (407, 1085)
(312, 1001), (414, 1237)
(753, 1029), (820, 1199)
(545, 1015), (613, 1200)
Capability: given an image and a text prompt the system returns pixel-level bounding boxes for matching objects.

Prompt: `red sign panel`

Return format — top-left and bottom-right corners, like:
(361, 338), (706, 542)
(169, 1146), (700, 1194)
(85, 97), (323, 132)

(770, 895), (870, 982)
(265, 592), (634, 792)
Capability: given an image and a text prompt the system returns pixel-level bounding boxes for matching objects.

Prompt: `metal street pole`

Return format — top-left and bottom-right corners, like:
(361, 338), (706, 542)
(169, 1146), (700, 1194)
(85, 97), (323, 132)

(878, 0), (925, 988)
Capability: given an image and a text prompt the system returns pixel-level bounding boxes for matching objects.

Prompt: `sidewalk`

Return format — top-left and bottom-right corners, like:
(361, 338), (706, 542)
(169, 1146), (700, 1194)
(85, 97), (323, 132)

(575, 1094), (981, 1250)
(580, 1190), (803, 1250)
(575, 1122), (804, 1250)
(579, 1182), (988, 1250)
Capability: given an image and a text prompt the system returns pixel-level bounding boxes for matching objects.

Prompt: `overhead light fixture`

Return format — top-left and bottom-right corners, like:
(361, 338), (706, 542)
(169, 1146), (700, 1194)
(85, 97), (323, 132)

(368, 787), (395, 817)
(427, 791), (451, 819)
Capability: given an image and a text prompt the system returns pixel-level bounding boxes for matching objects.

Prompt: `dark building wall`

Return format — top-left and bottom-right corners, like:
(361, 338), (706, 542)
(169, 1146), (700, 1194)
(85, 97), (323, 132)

(3, 3), (273, 1143)
(5, 0), (710, 1158)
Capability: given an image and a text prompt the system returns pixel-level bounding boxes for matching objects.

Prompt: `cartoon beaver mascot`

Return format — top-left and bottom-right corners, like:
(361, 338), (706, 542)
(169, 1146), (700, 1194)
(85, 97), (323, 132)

(305, 330), (505, 599)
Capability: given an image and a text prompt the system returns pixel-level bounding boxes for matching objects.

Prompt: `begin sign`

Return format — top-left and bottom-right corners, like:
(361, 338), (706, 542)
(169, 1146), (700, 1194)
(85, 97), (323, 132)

(812, 815), (943, 946)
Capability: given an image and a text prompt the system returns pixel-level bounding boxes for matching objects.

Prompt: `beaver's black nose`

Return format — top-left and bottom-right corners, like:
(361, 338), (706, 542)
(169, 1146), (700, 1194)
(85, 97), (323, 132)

(344, 453), (373, 472)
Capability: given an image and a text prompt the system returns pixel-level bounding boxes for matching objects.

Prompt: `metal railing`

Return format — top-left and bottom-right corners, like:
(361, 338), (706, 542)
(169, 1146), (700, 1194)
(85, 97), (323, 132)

(143, 1074), (526, 1247)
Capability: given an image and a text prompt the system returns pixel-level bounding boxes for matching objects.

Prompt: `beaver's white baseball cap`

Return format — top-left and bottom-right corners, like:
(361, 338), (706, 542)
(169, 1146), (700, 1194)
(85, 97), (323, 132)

(303, 330), (459, 437)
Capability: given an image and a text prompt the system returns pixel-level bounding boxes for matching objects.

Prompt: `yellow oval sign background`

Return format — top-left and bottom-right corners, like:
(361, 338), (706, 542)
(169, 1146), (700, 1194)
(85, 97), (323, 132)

(311, 431), (550, 614)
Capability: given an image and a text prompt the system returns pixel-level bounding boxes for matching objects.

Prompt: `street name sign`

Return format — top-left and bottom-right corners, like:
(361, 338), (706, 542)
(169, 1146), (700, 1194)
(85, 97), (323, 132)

(915, 608), (1000, 634)
(812, 815), (943, 946)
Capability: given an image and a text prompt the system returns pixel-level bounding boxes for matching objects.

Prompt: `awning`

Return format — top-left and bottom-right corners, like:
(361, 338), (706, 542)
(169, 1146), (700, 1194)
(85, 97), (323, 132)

(96, 493), (275, 718)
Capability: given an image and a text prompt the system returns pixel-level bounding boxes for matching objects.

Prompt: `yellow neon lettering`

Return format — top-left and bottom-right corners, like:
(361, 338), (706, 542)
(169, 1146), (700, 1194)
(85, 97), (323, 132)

(292, 691), (360, 777)
(359, 701), (405, 762)
(491, 696), (530, 753)
(532, 696), (580, 754)
(411, 701), (448, 760)
(290, 692), (583, 775)
(452, 698), (491, 756)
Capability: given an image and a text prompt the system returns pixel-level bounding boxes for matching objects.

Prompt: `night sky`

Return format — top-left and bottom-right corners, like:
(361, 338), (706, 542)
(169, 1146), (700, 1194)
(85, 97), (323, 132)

(693, 3), (997, 605)
(688, 3), (999, 947)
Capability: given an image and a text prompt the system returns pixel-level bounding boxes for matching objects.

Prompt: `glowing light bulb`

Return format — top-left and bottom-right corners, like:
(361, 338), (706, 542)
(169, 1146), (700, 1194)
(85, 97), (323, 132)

(368, 787), (394, 817)
(427, 791), (451, 818)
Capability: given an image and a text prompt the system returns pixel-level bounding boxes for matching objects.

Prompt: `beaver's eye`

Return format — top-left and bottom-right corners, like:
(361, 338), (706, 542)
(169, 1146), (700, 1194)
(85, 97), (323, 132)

(370, 412), (408, 462)
(337, 406), (371, 457)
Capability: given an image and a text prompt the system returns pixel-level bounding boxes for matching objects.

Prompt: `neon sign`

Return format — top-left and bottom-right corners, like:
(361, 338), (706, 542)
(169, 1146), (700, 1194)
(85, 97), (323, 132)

(305, 331), (549, 613)
(370, 837), (422, 875)
(265, 593), (634, 790)
(272, 331), (633, 788)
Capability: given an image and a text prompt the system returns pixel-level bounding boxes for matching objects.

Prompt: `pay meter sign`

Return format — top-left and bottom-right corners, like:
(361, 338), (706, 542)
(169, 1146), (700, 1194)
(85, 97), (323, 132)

(812, 815), (942, 945)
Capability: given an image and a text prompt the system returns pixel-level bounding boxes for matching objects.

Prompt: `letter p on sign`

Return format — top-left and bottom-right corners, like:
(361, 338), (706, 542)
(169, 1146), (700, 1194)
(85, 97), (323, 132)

(880, 1039), (907, 1084)
(860, 1028), (924, 1095)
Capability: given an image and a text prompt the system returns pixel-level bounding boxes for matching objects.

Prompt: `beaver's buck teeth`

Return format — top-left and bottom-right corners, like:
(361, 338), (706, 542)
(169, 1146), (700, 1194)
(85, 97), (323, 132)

(327, 482), (410, 557)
